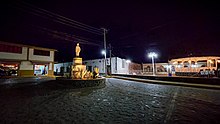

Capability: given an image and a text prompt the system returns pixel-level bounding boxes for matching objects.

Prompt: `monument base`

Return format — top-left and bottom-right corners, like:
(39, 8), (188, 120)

(73, 57), (82, 65)
(56, 77), (106, 89)
(71, 64), (87, 79)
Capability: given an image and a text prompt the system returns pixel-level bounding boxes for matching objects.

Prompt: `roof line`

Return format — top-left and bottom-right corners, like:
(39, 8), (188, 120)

(0, 41), (57, 51)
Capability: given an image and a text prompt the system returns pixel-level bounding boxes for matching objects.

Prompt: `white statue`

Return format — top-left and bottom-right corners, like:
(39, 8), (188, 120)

(75, 43), (81, 57)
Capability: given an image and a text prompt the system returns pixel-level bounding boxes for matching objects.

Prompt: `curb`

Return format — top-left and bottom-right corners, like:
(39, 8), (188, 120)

(113, 76), (220, 90)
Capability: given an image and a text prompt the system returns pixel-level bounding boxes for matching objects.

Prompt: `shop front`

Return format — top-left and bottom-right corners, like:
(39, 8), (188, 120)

(0, 61), (19, 76)
(34, 63), (49, 76)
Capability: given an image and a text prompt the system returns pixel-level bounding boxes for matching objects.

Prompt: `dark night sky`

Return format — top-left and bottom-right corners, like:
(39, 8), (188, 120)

(0, 0), (220, 63)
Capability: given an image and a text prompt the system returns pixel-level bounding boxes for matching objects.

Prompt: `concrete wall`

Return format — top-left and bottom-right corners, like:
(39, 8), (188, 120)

(84, 59), (105, 73)
(0, 47), (28, 60)
(29, 48), (54, 62)
(47, 62), (54, 76)
(115, 57), (129, 74)
(54, 62), (72, 73)
(54, 57), (133, 75)
(84, 57), (130, 74)
(18, 61), (34, 76)
(0, 42), (56, 77)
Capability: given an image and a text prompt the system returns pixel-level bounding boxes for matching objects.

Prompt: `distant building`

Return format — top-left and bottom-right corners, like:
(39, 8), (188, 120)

(54, 62), (72, 76)
(169, 56), (220, 76)
(142, 63), (170, 75)
(83, 57), (141, 75)
(128, 62), (143, 75)
(54, 57), (142, 75)
(0, 41), (56, 77)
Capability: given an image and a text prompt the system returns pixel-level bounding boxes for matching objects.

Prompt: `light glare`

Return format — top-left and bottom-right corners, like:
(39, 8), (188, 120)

(126, 60), (131, 63)
(101, 50), (106, 55)
(148, 52), (157, 58)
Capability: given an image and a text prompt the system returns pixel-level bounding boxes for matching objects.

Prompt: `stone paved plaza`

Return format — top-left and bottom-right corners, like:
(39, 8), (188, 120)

(0, 78), (220, 123)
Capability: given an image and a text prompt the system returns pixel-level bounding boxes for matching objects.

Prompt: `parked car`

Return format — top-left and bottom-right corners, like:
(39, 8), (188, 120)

(8, 70), (17, 76)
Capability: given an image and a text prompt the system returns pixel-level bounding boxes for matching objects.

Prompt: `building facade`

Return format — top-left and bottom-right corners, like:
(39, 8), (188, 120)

(54, 57), (142, 75)
(83, 57), (131, 74)
(169, 56), (220, 76)
(142, 63), (170, 75)
(0, 41), (56, 77)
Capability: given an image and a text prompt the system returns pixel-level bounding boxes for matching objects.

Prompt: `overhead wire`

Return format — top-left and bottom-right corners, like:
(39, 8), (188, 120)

(34, 25), (102, 46)
(20, 1), (103, 33)
(11, 1), (103, 35)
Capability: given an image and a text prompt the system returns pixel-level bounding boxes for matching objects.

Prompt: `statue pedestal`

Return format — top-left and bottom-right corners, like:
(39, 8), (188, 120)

(71, 57), (86, 79)
(73, 57), (82, 65)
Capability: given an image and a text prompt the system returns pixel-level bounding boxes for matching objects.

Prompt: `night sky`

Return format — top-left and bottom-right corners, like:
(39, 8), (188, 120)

(0, 0), (219, 63)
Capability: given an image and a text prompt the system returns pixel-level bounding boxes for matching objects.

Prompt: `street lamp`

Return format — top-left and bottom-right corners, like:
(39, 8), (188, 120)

(101, 50), (107, 76)
(148, 52), (157, 76)
(101, 28), (108, 77)
(126, 59), (131, 63)
(101, 50), (106, 55)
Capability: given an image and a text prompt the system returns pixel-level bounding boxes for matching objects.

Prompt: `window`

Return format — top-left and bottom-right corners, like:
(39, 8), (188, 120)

(191, 61), (196, 67)
(0, 44), (22, 53)
(144, 66), (151, 72)
(183, 61), (189, 68)
(178, 61), (182, 64)
(197, 60), (207, 67)
(34, 49), (50, 56)
(211, 59), (216, 67)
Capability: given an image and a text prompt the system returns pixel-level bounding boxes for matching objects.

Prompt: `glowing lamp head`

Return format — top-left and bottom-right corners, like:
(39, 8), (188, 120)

(101, 50), (106, 55)
(148, 52), (157, 58)
(126, 60), (131, 63)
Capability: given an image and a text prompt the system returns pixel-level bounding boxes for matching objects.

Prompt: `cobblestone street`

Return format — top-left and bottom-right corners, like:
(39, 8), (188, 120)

(0, 78), (220, 123)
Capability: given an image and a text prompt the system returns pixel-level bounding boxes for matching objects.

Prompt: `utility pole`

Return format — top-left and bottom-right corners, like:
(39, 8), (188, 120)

(101, 28), (107, 76)
(109, 44), (112, 76)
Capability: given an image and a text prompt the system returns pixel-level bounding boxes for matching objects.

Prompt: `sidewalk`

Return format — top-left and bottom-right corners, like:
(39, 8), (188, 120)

(0, 76), (55, 86)
(113, 76), (220, 90)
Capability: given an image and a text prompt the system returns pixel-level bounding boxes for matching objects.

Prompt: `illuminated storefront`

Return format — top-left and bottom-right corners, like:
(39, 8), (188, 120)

(170, 56), (220, 76)
(0, 41), (56, 77)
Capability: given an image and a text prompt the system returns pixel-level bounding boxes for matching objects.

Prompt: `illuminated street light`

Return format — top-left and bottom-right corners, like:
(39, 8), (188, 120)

(101, 28), (108, 77)
(101, 50), (106, 55)
(148, 52), (158, 76)
(126, 59), (131, 63)
(101, 50), (107, 76)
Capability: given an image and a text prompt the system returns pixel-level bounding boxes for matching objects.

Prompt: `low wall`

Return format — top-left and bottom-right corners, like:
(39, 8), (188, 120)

(56, 77), (106, 88)
(112, 74), (220, 85)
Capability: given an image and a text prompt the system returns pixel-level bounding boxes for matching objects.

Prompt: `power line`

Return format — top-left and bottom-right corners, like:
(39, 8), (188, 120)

(11, 1), (103, 35)
(34, 25), (102, 46)
(20, 1), (102, 33)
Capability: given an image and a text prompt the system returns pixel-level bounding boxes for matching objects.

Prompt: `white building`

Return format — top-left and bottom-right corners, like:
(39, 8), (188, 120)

(54, 62), (72, 75)
(54, 57), (141, 75)
(83, 57), (130, 74)
(0, 41), (56, 77)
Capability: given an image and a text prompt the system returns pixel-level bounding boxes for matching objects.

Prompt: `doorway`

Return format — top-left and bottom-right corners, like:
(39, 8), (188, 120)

(34, 64), (48, 76)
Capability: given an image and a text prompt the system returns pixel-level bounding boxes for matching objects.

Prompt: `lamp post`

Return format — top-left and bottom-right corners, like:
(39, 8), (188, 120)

(101, 28), (107, 76)
(101, 50), (106, 75)
(148, 52), (157, 76)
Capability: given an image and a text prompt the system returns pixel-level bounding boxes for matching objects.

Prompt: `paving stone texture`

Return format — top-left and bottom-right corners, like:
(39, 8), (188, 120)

(0, 78), (220, 124)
